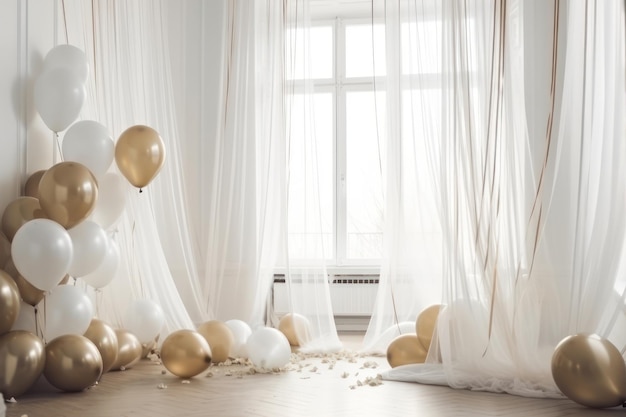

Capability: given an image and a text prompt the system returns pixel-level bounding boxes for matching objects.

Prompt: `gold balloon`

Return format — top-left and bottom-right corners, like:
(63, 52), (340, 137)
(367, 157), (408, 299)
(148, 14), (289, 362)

(83, 319), (119, 373)
(38, 162), (98, 229)
(3, 259), (44, 307)
(416, 304), (441, 351)
(115, 125), (166, 190)
(197, 320), (234, 363)
(161, 329), (212, 378)
(23, 170), (46, 198)
(44, 334), (103, 392)
(0, 271), (20, 335)
(387, 334), (428, 368)
(110, 329), (142, 371)
(552, 333), (626, 408)
(0, 233), (10, 267)
(1, 196), (47, 241)
(278, 313), (310, 347)
(0, 330), (45, 398)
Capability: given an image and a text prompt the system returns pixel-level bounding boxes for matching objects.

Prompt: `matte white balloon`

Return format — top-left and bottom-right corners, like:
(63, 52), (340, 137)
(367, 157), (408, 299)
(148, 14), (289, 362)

(43, 44), (89, 84)
(81, 237), (120, 289)
(225, 319), (252, 358)
(68, 220), (108, 277)
(38, 285), (94, 341)
(89, 173), (128, 230)
(62, 120), (114, 178)
(123, 299), (165, 344)
(246, 327), (291, 369)
(11, 218), (73, 292)
(34, 68), (85, 133)
(10, 300), (37, 334)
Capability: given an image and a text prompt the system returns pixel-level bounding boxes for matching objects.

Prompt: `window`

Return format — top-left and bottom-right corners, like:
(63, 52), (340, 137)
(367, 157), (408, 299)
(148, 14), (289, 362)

(287, 19), (386, 267)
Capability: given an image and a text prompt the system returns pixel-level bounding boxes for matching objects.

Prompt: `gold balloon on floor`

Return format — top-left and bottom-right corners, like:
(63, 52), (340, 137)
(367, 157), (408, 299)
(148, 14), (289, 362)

(551, 333), (626, 408)
(0, 330), (45, 398)
(1, 196), (47, 241)
(161, 329), (212, 378)
(110, 329), (142, 371)
(0, 271), (20, 335)
(115, 125), (166, 190)
(278, 313), (310, 347)
(23, 169), (46, 198)
(416, 304), (441, 351)
(38, 162), (98, 229)
(44, 334), (103, 392)
(83, 319), (119, 373)
(387, 334), (428, 368)
(197, 320), (234, 363)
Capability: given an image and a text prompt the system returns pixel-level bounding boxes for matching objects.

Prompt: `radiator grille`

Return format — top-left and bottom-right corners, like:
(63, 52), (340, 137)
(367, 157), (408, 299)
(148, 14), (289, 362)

(272, 275), (379, 317)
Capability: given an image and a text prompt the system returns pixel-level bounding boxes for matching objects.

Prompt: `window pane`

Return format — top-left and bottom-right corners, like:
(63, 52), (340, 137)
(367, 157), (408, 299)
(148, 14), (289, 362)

(286, 26), (333, 80)
(345, 24), (386, 78)
(346, 91), (386, 259)
(288, 93), (334, 259)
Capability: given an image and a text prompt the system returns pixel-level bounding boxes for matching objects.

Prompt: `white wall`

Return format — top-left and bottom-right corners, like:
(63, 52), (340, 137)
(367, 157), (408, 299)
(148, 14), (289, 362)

(0, 0), (60, 213)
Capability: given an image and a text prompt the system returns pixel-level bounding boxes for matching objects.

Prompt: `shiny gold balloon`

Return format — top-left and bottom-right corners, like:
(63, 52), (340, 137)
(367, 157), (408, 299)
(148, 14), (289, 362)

(387, 334), (428, 368)
(278, 313), (311, 347)
(197, 320), (234, 363)
(3, 259), (44, 307)
(0, 233), (10, 267)
(110, 329), (142, 371)
(161, 329), (212, 378)
(44, 334), (103, 392)
(0, 330), (45, 398)
(115, 125), (166, 190)
(1, 196), (47, 241)
(416, 304), (441, 351)
(0, 271), (20, 335)
(23, 170), (46, 198)
(552, 333), (626, 408)
(38, 162), (98, 229)
(83, 319), (119, 373)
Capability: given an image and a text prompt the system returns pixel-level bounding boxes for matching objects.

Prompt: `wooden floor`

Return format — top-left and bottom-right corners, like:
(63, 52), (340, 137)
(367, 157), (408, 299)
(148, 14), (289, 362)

(5, 333), (621, 417)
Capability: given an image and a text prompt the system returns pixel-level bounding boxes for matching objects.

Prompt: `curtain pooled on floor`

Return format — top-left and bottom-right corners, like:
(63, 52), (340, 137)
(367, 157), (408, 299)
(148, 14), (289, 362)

(369, 0), (626, 398)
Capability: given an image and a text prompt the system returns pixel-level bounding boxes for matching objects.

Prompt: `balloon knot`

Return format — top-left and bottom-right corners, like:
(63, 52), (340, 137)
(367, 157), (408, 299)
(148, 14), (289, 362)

(139, 188), (143, 193)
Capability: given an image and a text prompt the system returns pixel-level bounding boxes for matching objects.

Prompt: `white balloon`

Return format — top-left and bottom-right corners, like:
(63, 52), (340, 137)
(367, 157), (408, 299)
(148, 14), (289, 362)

(123, 299), (165, 344)
(11, 218), (73, 292)
(39, 285), (94, 341)
(10, 300), (37, 334)
(375, 321), (416, 349)
(81, 237), (120, 289)
(62, 120), (114, 178)
(67, 220), (108, 277)
(89, 172), (128, 230)
(43, 44), (89, 84)
(34, 67), (85, 133)
(246, 327), (291, 369)
(225, 319), (252, 358)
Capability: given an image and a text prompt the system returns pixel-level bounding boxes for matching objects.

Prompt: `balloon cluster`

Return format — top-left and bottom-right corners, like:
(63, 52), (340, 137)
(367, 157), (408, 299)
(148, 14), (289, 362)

(552, 333), (626, 408)
(158, 319), (293, 378)
(386, 304), (441, 368)
(0, 44), (168, 398)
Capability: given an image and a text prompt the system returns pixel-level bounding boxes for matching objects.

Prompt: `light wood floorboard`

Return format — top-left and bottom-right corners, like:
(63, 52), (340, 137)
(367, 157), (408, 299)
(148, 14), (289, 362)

(5, 333), (622, 417)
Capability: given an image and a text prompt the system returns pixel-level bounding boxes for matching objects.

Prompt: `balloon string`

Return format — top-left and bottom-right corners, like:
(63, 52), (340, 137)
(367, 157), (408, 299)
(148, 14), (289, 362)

(55, 132), (64, 162)
(34, 306), (39, 339)
(131, 219), (144, 298)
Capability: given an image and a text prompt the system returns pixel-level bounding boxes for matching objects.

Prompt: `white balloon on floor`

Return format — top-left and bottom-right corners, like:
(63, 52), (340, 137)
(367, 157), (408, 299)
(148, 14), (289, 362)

(246, 327), (291, 369)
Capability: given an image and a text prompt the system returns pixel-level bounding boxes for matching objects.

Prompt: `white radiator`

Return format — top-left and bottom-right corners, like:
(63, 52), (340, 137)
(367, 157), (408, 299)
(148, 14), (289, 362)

(272, 275), (379, 331)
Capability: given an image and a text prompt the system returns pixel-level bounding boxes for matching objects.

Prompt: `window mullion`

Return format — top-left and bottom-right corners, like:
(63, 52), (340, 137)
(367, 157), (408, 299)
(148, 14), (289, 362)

(335, 17), (347, 266)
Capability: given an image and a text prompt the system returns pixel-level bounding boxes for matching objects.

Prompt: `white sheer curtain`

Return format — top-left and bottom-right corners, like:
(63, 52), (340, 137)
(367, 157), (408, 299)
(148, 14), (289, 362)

(366, 0), (626, 398)
(62, 0), (209, 333)
(204, 0), (341, 351)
